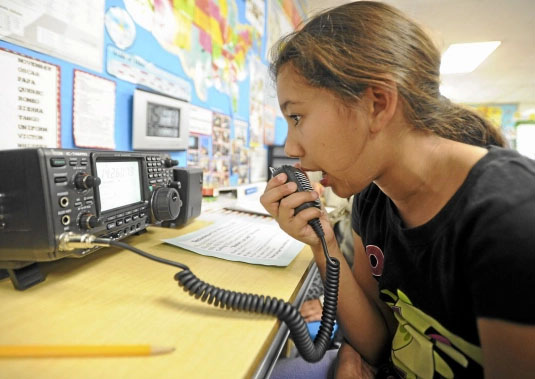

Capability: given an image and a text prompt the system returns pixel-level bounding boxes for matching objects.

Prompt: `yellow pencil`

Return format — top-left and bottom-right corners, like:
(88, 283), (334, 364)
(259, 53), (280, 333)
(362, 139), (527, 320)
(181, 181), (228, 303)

(0, 345), (175, 358)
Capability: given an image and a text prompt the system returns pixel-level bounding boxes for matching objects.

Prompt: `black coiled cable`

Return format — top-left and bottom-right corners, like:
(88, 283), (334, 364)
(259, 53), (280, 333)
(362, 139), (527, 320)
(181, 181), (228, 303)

(175, 255), (339, 362)
(106, 216), (340, 363)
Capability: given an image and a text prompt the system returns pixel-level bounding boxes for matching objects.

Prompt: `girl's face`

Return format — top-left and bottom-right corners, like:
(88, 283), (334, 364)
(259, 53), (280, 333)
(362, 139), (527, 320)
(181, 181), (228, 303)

(276, 64), (378, 198)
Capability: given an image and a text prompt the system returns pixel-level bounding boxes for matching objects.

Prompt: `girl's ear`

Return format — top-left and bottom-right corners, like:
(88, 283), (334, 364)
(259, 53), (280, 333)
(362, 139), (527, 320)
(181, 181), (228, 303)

(363, 82), (398, 133)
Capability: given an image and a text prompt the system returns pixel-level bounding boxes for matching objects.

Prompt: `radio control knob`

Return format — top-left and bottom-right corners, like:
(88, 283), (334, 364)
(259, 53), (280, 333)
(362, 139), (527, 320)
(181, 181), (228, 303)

(74, 173), (101, 190)
(151, 187), (181, 221)
(164, 158), (178, 168)
(79, 213), (99, 230)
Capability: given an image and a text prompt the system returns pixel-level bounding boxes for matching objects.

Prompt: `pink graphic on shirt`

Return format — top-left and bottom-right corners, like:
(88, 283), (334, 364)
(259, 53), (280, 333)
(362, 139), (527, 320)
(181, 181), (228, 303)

(366, 245), (385, 277)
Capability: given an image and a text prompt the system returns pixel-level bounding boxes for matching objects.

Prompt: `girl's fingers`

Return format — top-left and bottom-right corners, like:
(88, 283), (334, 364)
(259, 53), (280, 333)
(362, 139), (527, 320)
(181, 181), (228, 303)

(260, 174), (297, 217)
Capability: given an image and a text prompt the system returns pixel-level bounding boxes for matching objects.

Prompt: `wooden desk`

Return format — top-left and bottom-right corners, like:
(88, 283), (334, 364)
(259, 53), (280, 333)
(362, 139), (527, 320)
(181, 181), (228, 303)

(0, 220), (314, 379)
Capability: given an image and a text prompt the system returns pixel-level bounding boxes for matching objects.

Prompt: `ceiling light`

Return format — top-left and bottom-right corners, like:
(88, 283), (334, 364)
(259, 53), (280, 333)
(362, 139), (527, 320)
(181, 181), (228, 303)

(440, 41), (501, 74)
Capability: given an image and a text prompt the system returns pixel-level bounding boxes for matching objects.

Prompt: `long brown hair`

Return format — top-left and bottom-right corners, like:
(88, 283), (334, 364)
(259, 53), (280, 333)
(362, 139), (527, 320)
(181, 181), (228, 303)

(270, 1), (506, 147)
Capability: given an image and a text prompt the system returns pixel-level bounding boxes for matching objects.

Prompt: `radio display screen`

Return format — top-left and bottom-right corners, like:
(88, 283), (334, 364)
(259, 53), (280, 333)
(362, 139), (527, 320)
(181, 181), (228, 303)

(96, 160), (142, 212)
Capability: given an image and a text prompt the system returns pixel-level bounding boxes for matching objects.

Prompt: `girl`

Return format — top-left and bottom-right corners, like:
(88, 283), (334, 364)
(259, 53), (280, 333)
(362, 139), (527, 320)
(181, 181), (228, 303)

(260, 2), (535, 378)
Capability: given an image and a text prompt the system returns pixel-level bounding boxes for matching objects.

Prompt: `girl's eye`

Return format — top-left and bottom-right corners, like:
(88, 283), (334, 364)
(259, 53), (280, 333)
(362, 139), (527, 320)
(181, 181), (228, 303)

(289, 114), (301, 126)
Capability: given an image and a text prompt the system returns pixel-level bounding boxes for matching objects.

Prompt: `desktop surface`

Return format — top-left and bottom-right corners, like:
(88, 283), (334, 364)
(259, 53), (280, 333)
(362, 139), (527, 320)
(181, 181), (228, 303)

(0, 221), (314, 378)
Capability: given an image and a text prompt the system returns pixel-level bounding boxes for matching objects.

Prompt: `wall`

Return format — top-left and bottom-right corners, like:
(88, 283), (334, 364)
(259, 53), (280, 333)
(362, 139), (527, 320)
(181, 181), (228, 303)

(0, 0), (303, 187)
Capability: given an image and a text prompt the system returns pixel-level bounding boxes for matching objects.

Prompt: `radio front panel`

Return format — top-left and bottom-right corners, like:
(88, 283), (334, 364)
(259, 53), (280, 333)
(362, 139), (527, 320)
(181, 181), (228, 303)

(0, 148), (179, 265)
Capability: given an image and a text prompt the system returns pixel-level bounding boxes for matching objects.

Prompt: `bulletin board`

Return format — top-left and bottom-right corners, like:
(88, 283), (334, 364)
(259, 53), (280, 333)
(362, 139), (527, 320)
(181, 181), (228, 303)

(470, 103), (519, 147)
(0, 0), (308, 187)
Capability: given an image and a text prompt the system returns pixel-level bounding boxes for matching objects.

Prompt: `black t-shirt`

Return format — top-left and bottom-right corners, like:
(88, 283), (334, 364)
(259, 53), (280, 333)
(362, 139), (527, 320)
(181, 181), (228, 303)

(352, 146), (535, 378)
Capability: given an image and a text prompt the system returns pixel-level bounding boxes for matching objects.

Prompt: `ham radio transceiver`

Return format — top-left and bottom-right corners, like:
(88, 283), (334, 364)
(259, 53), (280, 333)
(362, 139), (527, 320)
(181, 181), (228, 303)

(0, 148), (186, 290)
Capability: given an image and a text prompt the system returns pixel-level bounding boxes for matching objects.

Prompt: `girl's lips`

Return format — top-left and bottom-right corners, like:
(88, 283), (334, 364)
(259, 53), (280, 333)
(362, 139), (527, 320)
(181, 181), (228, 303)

(300, 167), (330, 186)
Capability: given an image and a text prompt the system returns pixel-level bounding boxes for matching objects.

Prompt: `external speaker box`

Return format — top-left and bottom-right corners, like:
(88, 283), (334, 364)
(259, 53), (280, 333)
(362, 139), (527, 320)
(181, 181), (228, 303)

(169, 167), (203, 226)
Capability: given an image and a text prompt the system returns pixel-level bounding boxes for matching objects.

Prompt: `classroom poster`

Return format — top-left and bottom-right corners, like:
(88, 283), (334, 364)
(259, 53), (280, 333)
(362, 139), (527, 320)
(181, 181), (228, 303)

(188, 104), (213, 135)
(263, 103), (277, 145)
(73, 70), (116, 149)
(249, 56), (267, 147)
(0, 49), (60, 149)
(106, 46), (191, 101)
(266, 0), (300, 60)
(246, 0), (266, 36)
(231, 119), (250, 185)
(211, 112), (231, 188)
(122, 0), (260, 110)
(187, 133), (212, 172)
(0, 0), (105, 71)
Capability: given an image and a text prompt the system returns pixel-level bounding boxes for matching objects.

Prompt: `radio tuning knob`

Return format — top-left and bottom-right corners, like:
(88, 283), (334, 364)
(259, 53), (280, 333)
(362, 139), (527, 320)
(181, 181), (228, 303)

(164, 158), (178, 168)
(79, 213), (99, 230)
(74, 172), (101, 190)
(151, 187), (182, 221)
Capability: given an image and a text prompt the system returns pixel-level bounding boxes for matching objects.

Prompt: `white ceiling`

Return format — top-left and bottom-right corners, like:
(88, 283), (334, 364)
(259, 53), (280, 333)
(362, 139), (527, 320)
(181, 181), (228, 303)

(303, 0), (535, 105)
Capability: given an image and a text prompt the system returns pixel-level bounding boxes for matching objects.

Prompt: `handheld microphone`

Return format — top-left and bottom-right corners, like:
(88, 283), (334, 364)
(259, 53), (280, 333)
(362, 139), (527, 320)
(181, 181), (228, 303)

(270, 165), (325, 238)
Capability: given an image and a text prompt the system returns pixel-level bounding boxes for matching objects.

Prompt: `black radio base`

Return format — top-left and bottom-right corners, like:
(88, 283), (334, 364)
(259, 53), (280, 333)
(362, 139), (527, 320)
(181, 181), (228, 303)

(3, 263), (45, 290)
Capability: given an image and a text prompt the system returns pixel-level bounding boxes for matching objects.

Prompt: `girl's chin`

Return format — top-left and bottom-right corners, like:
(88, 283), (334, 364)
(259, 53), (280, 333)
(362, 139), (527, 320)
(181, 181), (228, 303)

(329, 182), (355, 199)
(321, 174), (355, 198)
(332, 188), (351, 199)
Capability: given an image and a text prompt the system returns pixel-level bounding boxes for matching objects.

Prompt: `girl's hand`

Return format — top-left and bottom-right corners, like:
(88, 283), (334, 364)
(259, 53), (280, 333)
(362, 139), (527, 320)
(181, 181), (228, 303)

(300, 298), (323, 322)
(260, 172), (335, 247)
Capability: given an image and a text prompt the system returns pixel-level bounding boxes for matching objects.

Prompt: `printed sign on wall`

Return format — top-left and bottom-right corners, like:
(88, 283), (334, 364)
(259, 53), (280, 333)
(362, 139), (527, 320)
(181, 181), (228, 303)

(0, 48), (60, 149)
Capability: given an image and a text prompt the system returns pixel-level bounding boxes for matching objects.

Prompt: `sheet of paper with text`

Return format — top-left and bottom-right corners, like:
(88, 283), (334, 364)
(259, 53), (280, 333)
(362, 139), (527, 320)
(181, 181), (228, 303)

(163, 216), (304, 266)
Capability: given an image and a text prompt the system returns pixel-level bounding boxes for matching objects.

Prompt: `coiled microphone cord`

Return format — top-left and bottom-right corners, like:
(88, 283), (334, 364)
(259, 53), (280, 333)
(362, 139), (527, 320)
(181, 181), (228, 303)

(97, 218), (340, 363)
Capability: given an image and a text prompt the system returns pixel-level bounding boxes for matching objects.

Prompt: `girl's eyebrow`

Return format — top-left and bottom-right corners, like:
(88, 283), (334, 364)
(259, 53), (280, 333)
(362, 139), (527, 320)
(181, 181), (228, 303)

(280, 100), (303, 113)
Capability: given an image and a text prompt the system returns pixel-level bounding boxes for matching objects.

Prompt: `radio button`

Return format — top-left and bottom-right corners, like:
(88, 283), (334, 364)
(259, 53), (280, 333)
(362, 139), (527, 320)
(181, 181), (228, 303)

(164, 158), (178, 168)
(74, 173), (101, 190)
(54, 176), (68, 183)
(116, 220), (123, 226)
(107, 222), (115, 230)
(125, 217), (132, 223)
(50, 157), (66, 167)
